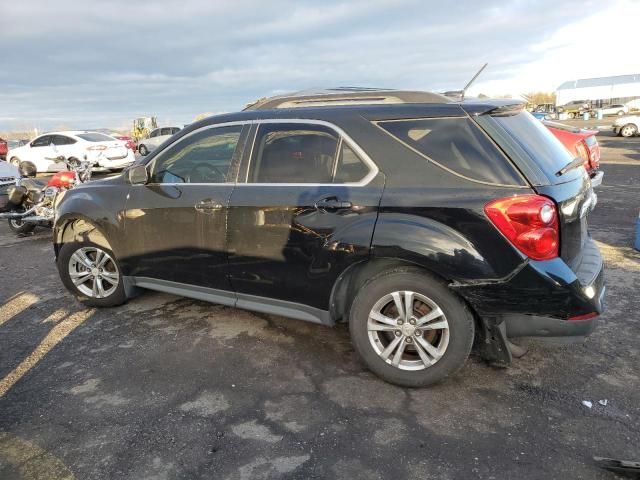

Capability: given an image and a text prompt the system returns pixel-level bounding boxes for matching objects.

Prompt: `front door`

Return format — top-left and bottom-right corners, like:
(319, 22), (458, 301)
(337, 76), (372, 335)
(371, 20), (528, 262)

(123, 124), (247, 290)
(226, 121), (384, 311)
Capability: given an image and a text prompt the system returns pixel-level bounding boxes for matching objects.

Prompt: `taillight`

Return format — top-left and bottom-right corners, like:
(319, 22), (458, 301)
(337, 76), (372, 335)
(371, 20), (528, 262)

(575, 141), (590, 170)
(484, 195), (559, 261)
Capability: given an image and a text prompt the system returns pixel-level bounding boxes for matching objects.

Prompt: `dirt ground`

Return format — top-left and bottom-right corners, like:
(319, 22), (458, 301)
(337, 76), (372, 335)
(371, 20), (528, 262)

(0, 128), (639, 479)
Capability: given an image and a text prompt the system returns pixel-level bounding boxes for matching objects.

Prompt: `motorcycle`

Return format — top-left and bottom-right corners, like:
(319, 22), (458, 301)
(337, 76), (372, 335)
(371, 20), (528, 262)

(0, 156), (92, 235)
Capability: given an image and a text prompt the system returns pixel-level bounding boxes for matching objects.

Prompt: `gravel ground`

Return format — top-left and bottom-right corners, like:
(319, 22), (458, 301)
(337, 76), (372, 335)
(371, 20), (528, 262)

(0, 130), (639, 479)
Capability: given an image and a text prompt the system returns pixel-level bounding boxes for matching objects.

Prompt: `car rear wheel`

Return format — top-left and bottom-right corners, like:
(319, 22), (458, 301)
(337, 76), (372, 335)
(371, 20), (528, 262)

(617, 111), (625, 116)
(620, 124), (638, 137)
(58, 240), (127, 307)
(568, 112), (575, 119)
(349, 268), (474, 387)
(138, 144), (148, 156)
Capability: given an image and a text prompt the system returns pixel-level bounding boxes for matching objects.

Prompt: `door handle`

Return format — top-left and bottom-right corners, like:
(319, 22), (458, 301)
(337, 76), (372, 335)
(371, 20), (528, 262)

(314, 197), (352, 210)
(195, 199), (223, 213)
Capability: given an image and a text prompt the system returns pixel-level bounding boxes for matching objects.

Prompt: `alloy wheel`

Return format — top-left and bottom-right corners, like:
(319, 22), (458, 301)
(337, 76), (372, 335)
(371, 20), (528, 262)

(68, 246), (119, 298)
(367, 291), (450, 371)
(621, 125), (637, 137)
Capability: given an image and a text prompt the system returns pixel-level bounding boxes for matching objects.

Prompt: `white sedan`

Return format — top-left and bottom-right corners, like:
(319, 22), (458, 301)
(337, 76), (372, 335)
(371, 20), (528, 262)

(137, 127), (181, 156)
(7, 131), (135, 174)
(599, 104), (629, 116)
(613, 115), (640, 137)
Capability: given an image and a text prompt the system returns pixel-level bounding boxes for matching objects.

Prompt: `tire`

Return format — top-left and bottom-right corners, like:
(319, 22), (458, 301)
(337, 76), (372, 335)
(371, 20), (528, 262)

(138, 144), (148, 156)
(9, 157), (20, 167)
(8, 213), (36, 235)
(620, 124), (638, 138)
(568, 112), (575, 119)
(617, 111), (625, 116)
(348, 268), (475, 387)
(57, 240), (127, 307)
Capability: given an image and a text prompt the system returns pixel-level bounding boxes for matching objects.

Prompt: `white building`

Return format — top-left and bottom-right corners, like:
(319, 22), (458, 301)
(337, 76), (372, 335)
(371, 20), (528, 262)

(555, 74), (640, 108)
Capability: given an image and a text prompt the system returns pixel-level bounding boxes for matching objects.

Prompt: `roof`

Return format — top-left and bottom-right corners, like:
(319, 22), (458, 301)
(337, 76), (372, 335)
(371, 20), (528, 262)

(557, 74), (640, 90)
(244, 87), (452, 110)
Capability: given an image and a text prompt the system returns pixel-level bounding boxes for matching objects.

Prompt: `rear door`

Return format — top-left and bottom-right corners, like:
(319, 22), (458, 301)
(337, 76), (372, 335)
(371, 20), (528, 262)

(123, 124), (247, 289)
(226, 120), (384, 312)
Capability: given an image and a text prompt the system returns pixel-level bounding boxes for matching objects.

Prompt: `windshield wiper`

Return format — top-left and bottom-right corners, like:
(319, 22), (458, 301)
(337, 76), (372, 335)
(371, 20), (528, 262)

(555, 156), (584, 176)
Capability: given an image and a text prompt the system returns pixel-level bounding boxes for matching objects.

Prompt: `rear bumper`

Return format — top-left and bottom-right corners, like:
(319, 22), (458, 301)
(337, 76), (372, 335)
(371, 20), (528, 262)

(503, 312), (599, 338)
(452, 237), (605, 338)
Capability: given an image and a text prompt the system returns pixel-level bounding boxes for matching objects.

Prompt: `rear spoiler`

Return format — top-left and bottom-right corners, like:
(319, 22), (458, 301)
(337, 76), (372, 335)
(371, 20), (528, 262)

(461, 101), (526, 117)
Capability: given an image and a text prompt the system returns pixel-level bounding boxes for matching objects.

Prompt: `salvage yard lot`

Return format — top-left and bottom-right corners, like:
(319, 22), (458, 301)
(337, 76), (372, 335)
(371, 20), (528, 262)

(1, 130), (639, 479)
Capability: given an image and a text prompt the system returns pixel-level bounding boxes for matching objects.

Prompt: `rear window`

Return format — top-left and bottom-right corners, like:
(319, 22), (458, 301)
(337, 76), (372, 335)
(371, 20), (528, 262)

(483, 112), (576, 182)
(76, 133), (115, 142)
(377, 117), (524, 185)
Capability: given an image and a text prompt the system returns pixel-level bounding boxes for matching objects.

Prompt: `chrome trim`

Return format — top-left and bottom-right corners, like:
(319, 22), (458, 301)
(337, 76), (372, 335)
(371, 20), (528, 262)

(590, 170), (604, 188)
(144, 119), (379, 188)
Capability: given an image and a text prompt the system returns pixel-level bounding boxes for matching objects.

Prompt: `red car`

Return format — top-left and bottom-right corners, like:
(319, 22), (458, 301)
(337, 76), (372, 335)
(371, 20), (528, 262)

(0, 138), (7, 160)
(543, 121), (602, 187)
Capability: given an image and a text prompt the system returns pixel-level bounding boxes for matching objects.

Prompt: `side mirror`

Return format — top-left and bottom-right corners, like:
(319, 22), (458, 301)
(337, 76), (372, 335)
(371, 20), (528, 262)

(128, 164), (149, 185)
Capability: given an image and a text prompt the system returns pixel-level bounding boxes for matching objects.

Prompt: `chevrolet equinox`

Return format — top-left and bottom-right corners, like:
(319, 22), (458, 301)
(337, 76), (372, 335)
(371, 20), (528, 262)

(53, 89), (605, 387)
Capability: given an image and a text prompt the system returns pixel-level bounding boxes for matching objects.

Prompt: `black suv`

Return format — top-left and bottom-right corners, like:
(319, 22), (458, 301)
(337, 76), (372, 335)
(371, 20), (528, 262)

(53, 89), (605, 387)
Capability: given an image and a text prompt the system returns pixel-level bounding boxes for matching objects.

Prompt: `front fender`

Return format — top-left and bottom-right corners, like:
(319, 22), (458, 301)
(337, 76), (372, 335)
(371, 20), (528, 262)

(54, 185), (129, 259)
(371, 213), (524, 283)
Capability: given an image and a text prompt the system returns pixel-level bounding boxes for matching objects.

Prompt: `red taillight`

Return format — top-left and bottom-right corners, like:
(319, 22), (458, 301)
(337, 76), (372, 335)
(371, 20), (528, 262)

(484, 195), (559, 261)
(47, 171), (76, 188)
(575, 141), (590, 170)
(569, 312), (598, 321)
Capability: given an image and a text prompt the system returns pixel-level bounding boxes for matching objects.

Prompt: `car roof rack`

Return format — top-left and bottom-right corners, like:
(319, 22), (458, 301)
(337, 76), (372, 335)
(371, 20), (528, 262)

(244, 87), (451, 110)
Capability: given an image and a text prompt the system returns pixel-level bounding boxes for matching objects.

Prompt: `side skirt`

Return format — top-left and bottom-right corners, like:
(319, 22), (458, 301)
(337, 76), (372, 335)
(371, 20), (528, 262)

(127, 276), (333, 326)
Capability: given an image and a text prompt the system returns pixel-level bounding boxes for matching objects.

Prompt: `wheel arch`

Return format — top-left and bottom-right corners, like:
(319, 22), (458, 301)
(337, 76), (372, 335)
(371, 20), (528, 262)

(54, 214), (112, 259)
(329, 257), (453, 324)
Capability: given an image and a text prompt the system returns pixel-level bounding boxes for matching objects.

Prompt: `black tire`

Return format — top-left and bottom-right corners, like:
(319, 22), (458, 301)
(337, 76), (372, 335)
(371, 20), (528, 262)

(568, 112), (575, 119)
(349, 267), (474, 387)
(57, 240), (127, 307)
(8, 215), (36, 235)
(138, 144), (148, 156)
(620, 124), (638, 138)
(9, 157), (20, 167)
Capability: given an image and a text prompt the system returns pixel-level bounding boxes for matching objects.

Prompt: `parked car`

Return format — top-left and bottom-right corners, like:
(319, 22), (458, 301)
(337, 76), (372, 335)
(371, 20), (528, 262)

(542, 120), (602, 187)
(7, 131), (135, 174)
(531, 112), (550, 120)
(557, 100), (590, 119)
(612, 115), (640, 137)
(137, 127), (181, 156)
(0, 137), (7, 160)
(7, 139), (30, 150)
(53, 89), (604, 387)
(597, 104), (629, 117)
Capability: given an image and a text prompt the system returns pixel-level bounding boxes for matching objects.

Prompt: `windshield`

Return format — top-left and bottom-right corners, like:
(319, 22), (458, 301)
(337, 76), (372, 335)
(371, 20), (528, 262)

(481, 111), (580, 184)
(76, 133), (115, 142)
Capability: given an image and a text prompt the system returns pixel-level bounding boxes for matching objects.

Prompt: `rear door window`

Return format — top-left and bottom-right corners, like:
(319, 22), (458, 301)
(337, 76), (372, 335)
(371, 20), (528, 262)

(247, 123), (371, 184)
(377, 117), (525, 185)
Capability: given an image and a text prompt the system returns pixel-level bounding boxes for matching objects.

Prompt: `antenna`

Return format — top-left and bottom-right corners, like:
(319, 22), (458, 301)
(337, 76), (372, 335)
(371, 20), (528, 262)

(461, 63), (488, 101)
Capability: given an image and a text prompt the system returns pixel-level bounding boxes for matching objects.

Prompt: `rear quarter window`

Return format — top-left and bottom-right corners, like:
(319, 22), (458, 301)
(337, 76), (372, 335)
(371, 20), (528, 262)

(376, 117), (525, 185)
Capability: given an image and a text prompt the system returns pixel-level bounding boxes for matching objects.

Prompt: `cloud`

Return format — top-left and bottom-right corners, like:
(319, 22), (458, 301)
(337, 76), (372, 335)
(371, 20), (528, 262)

(0, 0), (631, 131)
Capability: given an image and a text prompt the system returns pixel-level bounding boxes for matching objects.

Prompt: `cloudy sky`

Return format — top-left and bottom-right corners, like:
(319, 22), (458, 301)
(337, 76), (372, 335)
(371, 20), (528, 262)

(1, 0), (639, 131)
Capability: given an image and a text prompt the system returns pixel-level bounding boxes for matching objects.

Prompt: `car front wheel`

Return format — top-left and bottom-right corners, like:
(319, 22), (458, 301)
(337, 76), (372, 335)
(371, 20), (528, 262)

(349, 268), (474, 387)
(58, 241), (127, 307)
(620, 124), (638, 137)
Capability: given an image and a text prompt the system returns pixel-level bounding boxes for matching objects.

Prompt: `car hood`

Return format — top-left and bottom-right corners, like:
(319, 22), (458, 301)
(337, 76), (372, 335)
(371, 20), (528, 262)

(0, 161), (20, 179)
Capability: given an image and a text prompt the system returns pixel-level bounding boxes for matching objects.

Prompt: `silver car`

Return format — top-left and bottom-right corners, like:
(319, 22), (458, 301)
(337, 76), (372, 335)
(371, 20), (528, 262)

(138, 127), (181, 156)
